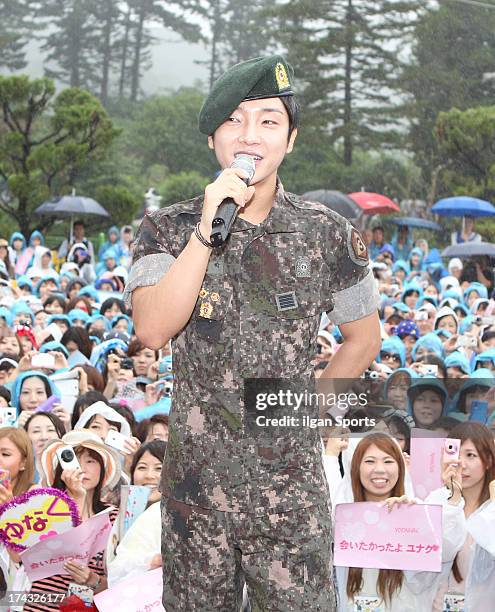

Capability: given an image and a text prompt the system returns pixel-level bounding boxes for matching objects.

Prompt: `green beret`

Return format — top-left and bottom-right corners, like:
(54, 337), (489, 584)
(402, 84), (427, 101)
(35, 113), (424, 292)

(198, 55), (295, 135)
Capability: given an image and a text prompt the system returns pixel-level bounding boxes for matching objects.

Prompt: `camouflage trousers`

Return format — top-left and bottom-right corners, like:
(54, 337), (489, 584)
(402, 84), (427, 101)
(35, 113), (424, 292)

(161, 496), (337, 612)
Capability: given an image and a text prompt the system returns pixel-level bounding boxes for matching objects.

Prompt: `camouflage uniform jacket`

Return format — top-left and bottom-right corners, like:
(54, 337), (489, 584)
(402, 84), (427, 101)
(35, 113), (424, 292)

(124, 183), (380, 514)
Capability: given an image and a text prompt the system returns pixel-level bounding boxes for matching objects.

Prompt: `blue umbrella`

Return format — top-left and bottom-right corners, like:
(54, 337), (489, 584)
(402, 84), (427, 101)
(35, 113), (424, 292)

(432, 196), (495, 217)
(393, 216), (441, 231)
(441, 242), (495, 258)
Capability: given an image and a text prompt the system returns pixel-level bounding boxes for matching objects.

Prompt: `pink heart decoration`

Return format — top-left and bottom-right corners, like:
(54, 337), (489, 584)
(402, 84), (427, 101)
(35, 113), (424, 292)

(39, 530), (58, 540)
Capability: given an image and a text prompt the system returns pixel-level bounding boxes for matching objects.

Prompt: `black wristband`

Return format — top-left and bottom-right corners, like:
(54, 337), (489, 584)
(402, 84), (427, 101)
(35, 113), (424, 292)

(194, 222), (214, 249)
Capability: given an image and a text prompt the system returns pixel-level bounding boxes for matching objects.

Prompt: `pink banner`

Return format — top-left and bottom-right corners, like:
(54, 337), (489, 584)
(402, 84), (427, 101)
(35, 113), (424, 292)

(94, 568), (164, 612)
(334, 502), (442, 572)
(409, 430), (445, 499)
(20, 509), (112, 581)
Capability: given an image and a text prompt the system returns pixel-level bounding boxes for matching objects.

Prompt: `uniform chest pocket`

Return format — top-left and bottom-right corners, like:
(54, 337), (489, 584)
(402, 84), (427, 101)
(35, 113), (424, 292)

(192, 280), (233, 341)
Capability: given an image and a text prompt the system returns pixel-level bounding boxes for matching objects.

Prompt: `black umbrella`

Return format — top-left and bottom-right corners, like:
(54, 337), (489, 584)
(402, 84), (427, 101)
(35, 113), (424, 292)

(393, 216), (442, 231)
(34, 194), (110, 241)
(302, 190), (362, 219)
(441, 242), (495, 259)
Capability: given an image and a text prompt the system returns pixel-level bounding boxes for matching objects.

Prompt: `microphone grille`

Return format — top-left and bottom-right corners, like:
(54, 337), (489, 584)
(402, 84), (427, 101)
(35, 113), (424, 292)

(231, 154), (256, 183)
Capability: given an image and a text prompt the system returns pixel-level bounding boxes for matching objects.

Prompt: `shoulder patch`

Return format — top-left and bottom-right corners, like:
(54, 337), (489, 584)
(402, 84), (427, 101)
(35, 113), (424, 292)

(151, 196), (203, 219)
(347, 227), (369, 266)
(285, 192), (333, 215)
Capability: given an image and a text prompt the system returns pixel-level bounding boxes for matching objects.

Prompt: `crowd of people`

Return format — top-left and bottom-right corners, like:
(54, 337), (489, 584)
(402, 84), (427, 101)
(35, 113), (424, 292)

(0, 215), (493, 611)
(0, 222), (171, 611)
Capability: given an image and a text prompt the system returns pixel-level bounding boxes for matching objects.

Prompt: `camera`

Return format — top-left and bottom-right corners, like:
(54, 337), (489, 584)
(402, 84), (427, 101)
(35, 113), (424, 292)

(443, 438), (460, 463)
(55, 445), (81, 471)
(363, 370), (379, 380)
(120, 358), (134, 370)
(60, 449), (74, 462)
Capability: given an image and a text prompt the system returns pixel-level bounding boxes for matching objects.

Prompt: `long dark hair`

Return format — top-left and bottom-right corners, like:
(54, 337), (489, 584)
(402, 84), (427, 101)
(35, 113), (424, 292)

(61, 327), (93, 359)
(52, 446), (108, 515)
(348, 434), (405, 604)
(24, 411), (66, 438)
(450, 422), (495, 582)
(130, 440), (166, 484)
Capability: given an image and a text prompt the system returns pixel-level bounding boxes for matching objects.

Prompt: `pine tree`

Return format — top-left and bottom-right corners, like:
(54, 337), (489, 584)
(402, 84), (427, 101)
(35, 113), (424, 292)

(194, 0), (269, 90)
(403, 2), (495, 195)
(267, 0), (422, 165)
(127, 0), (201, 102)
(93, 0), (123, 106)
(0, 0), (35, 71)
(38, 0), (100, 91)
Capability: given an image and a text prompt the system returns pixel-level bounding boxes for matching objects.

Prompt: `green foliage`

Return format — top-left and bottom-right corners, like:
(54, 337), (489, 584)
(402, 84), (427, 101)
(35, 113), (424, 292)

(127, 88), (217, 176)
(94, 184), (140, 224)
(403, 3), (495, 195)
(0, 0), (34, 71)
(158, 171), (209, 206)
(435, 106), (495, 201)
(280, 140), (422, 201)
(0, 75), (119, 236)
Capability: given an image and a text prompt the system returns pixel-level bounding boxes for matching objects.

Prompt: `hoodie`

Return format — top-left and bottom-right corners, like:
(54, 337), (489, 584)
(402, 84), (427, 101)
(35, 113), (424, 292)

(11, 370), (61, 415)
(378, 336), (407, 367)
(410, 333), (445, 360)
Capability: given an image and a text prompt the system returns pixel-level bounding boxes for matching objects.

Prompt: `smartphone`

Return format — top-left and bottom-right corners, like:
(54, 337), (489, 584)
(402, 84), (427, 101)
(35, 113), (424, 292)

(0, 406), (17, 427)
(415, 311), (428, 321)
(55, 446), (81, 472)
(457, 335), (477, 349)
(469, 400), (489, 424)
(0, 469), (10, 489)
(31, 353), (56, 370)
(443, 438), (461, 464)
(105, 430), (133, 454)
(35, 395), (60, 414)
(45, 322), (63, 343)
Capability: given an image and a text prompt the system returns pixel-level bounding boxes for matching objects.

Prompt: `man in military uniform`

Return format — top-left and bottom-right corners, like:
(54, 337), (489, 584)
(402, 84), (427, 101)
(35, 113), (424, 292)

(124, 55), (381, 611)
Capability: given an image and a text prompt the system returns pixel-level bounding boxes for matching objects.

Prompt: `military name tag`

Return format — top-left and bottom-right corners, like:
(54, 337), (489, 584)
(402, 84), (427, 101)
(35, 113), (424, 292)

(275, 291), (298, 312)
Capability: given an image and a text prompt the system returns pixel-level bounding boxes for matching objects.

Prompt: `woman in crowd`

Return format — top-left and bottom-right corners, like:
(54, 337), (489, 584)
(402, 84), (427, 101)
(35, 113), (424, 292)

(127, 339), (158, 379)
(136, 414), (169, 443)
(432, 422), (495, 610)
(0, 328), (23, 360)
(330, 433), (465, 611)
(105, 440), (165, 581)
(24, 430), (122, 610)
(0, 428), (35, 601)
(11, 371), (69, 430)
(23, 412), (65, 484)
(407, 378), (449, 429)
(100, 297), (127, 321)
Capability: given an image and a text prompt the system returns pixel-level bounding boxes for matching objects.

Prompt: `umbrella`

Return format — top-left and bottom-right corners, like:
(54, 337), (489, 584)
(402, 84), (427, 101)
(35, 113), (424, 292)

(432, 196), (495, 218)
(34, 194), (110, 242)
(393, 216), (442, 231)
(441, 242), (495, 259)
(348, 192), (400, 215)
(302, 190), (361, 219)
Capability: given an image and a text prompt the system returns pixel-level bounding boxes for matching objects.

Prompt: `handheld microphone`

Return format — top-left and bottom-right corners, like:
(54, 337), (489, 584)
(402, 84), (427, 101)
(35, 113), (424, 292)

(210, 155), (256, 247)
